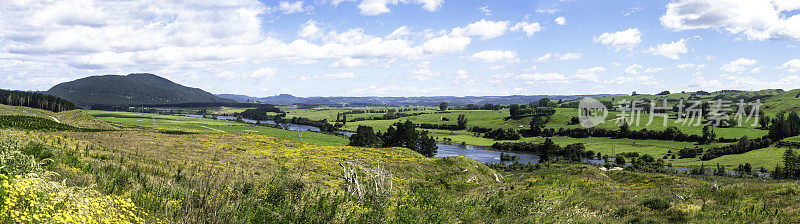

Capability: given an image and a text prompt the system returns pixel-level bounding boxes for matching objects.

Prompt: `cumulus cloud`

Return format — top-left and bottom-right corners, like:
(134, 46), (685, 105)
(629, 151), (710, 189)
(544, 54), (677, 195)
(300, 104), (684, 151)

(453, 19), (510, 40)
(470, 50), (517, 63)
(410, 61), (441, 80)
(720, 58), (757, 73)
(251, 67), (277, 78)
(594, 28), (642, 50)
(298, 20), (323, 40)
(319, 72), (356, 80)
(626, 64), (665, 75)
(605, 75), (659, 86)
(677, 63), (705, 70)
(625, 64), (643, 75)
(554, 17), (567, 25)
(387, 26), (411, 39)
(778, 59), (800, 72)
(420, 34), (472, 54)
(644, 67), (665, 73)
(276, 1), (309, 14)
(647, 39), (688, 60)
(510, 21), (542, 37)
(330, 58), (367, 68)
(516, 73), (568, 84)
(535, 52), (581, 62)
(358, 0), (444, 16)
(660, 0), (800, 41)
(0, 0), (484, 91)
(574, 67), (605, 82)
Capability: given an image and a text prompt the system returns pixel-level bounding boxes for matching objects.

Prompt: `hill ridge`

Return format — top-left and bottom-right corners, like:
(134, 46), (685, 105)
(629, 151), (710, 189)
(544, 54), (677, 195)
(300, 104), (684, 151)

(46, 73), (234, 107)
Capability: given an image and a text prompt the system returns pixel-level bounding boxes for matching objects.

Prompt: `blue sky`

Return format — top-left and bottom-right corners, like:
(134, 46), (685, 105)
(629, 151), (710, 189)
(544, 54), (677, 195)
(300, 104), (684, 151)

(0, 0), (798, 97)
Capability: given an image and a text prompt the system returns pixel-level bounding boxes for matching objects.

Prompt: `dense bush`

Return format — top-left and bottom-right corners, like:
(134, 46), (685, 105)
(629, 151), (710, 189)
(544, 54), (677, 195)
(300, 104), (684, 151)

(701, 136), (772, 160)
(349, 120), (438, 157)
(0, 116), (99, 132)
(625, 154), (666, 173)
(678, 147), (703, 158)
(417, 123), (463, 131)
(235, 107), (282, 120)
(483, 128), (521, 140)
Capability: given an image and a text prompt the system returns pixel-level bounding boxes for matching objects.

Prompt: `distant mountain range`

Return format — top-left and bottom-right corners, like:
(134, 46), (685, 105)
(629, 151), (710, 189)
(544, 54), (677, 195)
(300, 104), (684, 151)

(216, 93), (626, 106)
(46, 73), (235, 106)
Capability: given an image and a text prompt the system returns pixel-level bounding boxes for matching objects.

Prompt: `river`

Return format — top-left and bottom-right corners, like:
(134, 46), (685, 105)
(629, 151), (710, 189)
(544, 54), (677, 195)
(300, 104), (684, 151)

(177, 114), (765, 177)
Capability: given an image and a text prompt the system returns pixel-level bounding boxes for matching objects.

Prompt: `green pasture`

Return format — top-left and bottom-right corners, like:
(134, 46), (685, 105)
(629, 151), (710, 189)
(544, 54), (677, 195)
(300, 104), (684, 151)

(86, 110), (348, 146)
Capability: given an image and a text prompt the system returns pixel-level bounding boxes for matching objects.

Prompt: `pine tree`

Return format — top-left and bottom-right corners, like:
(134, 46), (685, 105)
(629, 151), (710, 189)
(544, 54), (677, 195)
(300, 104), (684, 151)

(783, 149), (797, 179)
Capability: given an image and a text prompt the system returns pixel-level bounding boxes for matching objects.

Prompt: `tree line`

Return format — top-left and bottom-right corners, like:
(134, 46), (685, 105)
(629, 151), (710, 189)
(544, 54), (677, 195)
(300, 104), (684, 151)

(698, 111), (800, 161)
(348, 120), (437, 157)
(491, 139), (591, 162)
(415, 114), (468, 131)
(0, 89), (76, 112)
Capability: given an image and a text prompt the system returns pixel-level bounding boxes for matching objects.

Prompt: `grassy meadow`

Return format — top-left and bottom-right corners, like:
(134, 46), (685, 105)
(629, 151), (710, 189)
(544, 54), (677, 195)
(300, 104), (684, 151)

(2, 89), (800, 223)
(2, 128), (799, 223)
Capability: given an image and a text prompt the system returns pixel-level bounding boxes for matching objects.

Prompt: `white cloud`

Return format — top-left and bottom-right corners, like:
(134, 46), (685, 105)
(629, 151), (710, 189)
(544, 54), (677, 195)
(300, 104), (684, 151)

(479, 6), (491, 16)
(677, 63), (705, 70)
(409, 61), (441, 80)
(626, 64), (664, 75)
(0, 0), (489, 91)
(330, 58), (367, 68)
(534, 52), (581, 62)
(574, 66), (605, 82)
(298, 20), (323, 40)
(358, 0), (393, 15)
(778, 59), (800, 73)
(277, 1), (309, 14)
(357, 0), (444, 16)
(420, 35), (471, 54)
(594, 28), (642, 50)
(605, 75), (659, 86)
(319, 72), (356, 80)
(644, 67), (665, 73)
(660, 0), (800, 41)
(453, 19), (509, 40)
(470, 50), (517, 63)
(516, 73), (568, 84)
(647, 39), (688, 60)
(416, 0), (444, 11)
(625, 64), (643, 75)
(510, 21), (542, 37)
(251, 67), (277, 78)
(387, 26), (411, 39)
(554, 17), (567, 25)
(773, 0), (800, 11)
(720, 58), (757, 73)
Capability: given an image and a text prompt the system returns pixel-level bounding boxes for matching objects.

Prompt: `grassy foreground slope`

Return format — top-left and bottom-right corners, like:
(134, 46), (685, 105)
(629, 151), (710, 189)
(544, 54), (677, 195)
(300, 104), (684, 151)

(0, 104), (799, 223)
(2, 129), (800, 223)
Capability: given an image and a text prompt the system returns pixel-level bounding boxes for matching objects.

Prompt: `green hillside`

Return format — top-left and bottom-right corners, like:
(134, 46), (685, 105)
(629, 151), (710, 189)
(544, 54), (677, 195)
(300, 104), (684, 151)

(45, 73), (234, 106)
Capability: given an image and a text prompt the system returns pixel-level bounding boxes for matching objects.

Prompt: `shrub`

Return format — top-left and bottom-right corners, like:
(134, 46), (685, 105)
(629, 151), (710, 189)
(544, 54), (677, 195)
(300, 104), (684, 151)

(639, 197), (671, 211)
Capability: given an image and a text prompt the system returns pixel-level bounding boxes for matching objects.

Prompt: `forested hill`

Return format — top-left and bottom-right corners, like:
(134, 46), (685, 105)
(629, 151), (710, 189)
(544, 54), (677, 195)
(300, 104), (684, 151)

(46, 73), (235, 107)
